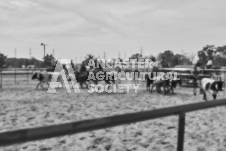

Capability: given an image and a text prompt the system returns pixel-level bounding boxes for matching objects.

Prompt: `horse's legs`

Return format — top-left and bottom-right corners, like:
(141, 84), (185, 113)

(36, 82), (41, 89)
(47, 82), (50, 88)
(163, 85), (167, 95)
(85, 80), (89, 88)
(150, 83), (155, 93)
(159, 85), (162, 93)
(203, 91), (207, 101)
(171, 86), (175, 94)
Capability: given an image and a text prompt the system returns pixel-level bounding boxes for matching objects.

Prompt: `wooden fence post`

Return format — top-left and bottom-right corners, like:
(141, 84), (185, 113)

(0, 69), (3, 89)
(224, 71), (225, 96)
(27, 69), (29, 84)
(177, 112), (185, 151)
(14, 69), (16, 84)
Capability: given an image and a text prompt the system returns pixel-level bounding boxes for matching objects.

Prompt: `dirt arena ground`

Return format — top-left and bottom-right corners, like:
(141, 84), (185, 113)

(1, 83), (226, 151)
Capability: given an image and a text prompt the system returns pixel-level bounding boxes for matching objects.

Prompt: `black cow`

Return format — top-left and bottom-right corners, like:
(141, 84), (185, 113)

(145, 72), (154, 91)
(150, 73), (181, 95)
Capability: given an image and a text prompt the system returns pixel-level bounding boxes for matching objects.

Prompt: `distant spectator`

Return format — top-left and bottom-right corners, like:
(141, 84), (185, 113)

(160, 57), (169, 68)
(206, 57), (213, 69)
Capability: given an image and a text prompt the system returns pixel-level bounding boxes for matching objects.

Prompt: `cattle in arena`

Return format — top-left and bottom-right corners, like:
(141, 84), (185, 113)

(150, 75), (169, 94)
(145, 72), (154, 91)
(145, 66), (159, 91)
(168, 74), (182, 94)
(32, 71), (52, 89)
(32, 71), (65, 89)
(133, 69), (140, 84)
(149, 73), (181, 94)
(200, 78), (223, 101)
(124, 69), (140, 84)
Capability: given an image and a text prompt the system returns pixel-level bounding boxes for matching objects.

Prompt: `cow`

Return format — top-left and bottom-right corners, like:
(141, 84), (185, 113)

(150, 76), (170, 94)
(133, 69), (140, 85)
(32, 71), (52, 89)
(150, 73), (181, 95)
(145, 67), (159, 91)
(145, 72), (154, 91)
(32, 71), (64, 89)
(200, 78), (224, 101)
(167, 74), (182, 94)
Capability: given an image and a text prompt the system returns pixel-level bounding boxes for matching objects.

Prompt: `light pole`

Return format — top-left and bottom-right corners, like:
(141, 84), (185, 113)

(41, 43), (47, 58)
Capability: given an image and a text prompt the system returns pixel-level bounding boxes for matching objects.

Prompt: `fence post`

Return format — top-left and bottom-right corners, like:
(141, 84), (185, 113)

(27, 69), (29, 84)
(14, 69), (16, 84)
(0, 68), (2, 89)
(224, 71), (225, 96)
(177, 112), (185, 151)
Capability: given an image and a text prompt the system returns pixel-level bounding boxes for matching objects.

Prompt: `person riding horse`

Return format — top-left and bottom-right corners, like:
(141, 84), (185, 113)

(193, 62), (202, 95)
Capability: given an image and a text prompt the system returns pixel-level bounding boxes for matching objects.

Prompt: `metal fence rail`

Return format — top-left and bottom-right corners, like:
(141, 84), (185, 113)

(0, 68), (46, 88)
(1, 98), (226, 151)
(0, 69), (2, 89)
(0, 68), (226, 87)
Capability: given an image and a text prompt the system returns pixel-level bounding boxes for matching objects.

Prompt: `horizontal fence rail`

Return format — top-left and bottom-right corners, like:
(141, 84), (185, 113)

(1, 98), (226, 150)
(0, 68), (47, 87)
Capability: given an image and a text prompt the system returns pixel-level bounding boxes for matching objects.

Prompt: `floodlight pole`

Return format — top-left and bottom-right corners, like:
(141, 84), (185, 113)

(41, 43), (46, 58)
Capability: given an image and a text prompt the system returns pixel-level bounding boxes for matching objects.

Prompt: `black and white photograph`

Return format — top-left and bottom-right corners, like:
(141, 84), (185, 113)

(1, 0), (226, 151)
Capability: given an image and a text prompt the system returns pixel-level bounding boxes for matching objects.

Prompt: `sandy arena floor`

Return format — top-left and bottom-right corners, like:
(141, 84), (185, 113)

(0, 84), (226, 151)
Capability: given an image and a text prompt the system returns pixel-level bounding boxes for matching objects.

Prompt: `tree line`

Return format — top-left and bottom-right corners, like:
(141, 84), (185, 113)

(0, 44), (226, 69)
(0, 54), (53, 68)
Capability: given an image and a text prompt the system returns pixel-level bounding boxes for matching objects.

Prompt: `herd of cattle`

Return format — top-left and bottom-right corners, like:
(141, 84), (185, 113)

(31, 67), (224, 101)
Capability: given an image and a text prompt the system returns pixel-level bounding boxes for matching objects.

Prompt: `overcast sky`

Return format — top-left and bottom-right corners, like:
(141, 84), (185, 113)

(0, 0), (226, 62)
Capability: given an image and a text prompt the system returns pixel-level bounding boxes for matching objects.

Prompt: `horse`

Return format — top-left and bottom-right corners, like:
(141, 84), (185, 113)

(74, 70), (89, 88)
(88, 68), (116, 85)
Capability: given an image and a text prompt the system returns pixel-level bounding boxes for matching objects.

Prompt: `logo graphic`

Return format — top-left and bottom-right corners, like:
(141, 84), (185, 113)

(47, 58), (180, 94)
(47, 60), (80, 93)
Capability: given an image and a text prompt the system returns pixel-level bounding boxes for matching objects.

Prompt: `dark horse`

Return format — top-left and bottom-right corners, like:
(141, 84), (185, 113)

(88, 68), (116, 85)
(150, 72), (182, 95)
(87, 59), (117, 88)
(74, 70), (89, 88)
(73, 63), (89, 88)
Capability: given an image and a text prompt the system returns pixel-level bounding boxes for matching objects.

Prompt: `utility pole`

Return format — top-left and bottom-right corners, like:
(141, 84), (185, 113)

(29, 48), (32, 58)
(52, 49), (55, 57)
(103, 51), (106, 59)
(15, 48), (17, 58)
(14, 48), (17, 67)
(118, 52), (121, 59)
(41, 43), (47, 58)
(140, 47), (143, 57)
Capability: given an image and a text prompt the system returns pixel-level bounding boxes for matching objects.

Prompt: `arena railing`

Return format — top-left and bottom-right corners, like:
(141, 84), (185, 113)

(0, 68), (2, 89)
(0, 68), (47, 87)
(1, 98), (226, 151)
